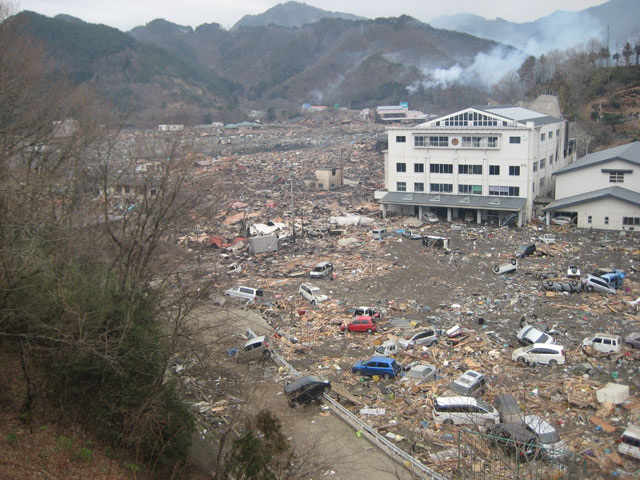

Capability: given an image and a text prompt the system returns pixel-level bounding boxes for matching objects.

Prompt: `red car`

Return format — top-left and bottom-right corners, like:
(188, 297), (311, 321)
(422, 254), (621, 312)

(340, 316), (376, 333)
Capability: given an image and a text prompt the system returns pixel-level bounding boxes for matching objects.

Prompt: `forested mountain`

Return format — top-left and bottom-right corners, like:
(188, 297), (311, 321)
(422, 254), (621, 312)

(232, 1), (364, 29)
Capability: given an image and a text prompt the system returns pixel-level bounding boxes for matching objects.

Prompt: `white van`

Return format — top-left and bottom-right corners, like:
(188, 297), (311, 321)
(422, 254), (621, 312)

(374, 340), (400, 357)
(432, 396), (500, 425)
(618, 424), (640, 460)
(371, 228), (389, 240)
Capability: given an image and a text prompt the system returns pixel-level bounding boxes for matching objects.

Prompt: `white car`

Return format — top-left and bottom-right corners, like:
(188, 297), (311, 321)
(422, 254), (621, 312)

(582, 333), (621, 354)
(512, 343), (566, 366)
(309, 261), (333, 279)
(493, 259), (518, 274)
(516, 326), (555, 346)
(401, 364), (438, 385)
(299, 282), (328, 304)
(551, 215), (573, 226)
(423, 212), (439, 223)
(523, 415), (569, 459)
(224, 286), (264, 302)
(618, 424), (640, 460)
(582, 274), (616, 294)
(539, 234), (556, 245)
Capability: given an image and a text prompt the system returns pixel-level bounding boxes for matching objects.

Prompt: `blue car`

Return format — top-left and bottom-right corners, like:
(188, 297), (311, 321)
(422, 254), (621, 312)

(352, 356), (401, 379)
(600, 270), (625, 290)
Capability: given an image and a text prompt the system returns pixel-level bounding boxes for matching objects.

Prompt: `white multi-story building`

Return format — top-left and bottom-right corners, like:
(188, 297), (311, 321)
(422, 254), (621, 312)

(543, 142), (640, 230)
(377, 105), (576, 226)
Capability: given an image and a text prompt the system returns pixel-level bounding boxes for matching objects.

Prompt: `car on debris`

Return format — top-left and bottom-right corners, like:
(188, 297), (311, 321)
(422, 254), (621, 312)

(487, 423), (540, 460)
(539, 234), (556, 245)
(226, 263), (242, 275)
(423, 212), (439, 223)
(582, 333), (621, 354)
(523, 415), (569, 460)
(401, 364), (438, 385)
(375, 340), (400, 356)
(516, 326), (555, 346)
(237, 335), (271, 362)
(352, 306), (381, 319)
(582, 274), (617, 294)
(371, 227), (390, 240)
(340, 316), (376, 333)
(551, 215), (574, 226)
(224, 285), (264, 302)
(512, 343), (566, 366)
(625, 332), (640, 349)
(566, 265), (581, 278)
(618, 424), (640, 460)
(542, 278), (582, 293)
(284, 375), (330, 406)
(299, 282), (328, 304)
(515, 242), (536, 259)
(432, 396), (499, 426)
(495, 394), (522, 424)
(401, 230), (422, 240)
(398, 328), (439, 349)
(309, 261), (333, 279)
(493, 259), (518, 274)
(600, 269), (625, 289)
(352, 356), (401, 379)
(449, 370), (488, 397)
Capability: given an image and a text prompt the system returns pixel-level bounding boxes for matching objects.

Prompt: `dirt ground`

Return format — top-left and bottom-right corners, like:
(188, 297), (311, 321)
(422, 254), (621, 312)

(180, 220), (640, 478)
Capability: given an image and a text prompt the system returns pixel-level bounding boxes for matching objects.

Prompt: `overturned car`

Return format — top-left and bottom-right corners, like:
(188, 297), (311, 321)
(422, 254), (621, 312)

(542, 278), (582, 293)
(493, 259), (518, 275)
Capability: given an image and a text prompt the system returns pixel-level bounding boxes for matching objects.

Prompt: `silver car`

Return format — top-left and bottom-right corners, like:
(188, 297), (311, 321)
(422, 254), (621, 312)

(523, 415), (569, 459)
(516, 326), (555, 346)
(401, 364), (438, 385)
(582, 274), (616, 294)
(399, 328), (439, 349)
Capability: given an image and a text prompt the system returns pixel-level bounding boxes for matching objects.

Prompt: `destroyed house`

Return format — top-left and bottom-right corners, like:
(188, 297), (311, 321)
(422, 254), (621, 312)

(379, 104), (577, 226)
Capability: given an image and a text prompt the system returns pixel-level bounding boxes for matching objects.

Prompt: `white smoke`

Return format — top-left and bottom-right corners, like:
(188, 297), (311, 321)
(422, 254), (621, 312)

(408, 45), (527, 92)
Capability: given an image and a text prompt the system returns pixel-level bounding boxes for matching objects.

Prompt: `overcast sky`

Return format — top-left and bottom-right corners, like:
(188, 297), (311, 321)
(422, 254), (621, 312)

(17, 0), (608, 31)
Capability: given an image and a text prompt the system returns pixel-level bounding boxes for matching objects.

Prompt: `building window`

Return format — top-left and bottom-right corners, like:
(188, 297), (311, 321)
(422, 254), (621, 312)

(541, 133), (545, 141)
(458, 184), (482, 194)
(461, 136), (498, 148)
(396, 135), (406, 143)
(556, 129), (560, 137)
(588, 216), (592, 224)
(396, 162), (406, 173)
(458, 164), (482, 175)
(540, 158), (545, 169)
(397, 182), (406, 192)
(429, 136), (449, 147)
(539, 177), (545, 188)
(549, 155), (553, 165)
(489, 165), (500, 175)
(533, 162), (537, 172)
(509, 166), (520, 176)
(414, 136), (426, 147)
(609, 172), (624, 183)
(509, 136), (521, 144)
(430, 183), (453, 193)
(489, 186), (520, 196)
(604, 216), (609, 225)
(414, 163), (424, 173)
(488, 137), (497, 148)
(549, 131), (553, 139)
(414, 182), (424, 192)
(623, 217), (640, 226)
(430, 163), (453, 174)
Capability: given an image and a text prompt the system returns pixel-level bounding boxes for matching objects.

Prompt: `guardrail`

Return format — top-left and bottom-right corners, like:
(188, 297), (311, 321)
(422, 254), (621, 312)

(271, 351), (447, 480)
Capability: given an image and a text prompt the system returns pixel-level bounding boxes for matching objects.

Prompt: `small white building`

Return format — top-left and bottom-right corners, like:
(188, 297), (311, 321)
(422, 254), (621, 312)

(378, 104), (576, 225)
(543, 142), (640, 230)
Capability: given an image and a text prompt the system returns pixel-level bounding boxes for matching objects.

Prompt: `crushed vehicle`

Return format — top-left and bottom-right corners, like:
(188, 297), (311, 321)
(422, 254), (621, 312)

(422, 211), (439, 223)
(515, 242), (536, 259)
(340, 317), (376, 334)
(401, 229), (422, 240)
(401, 364), (438, 384)
(512, 343), (566, 366)
(353, 306), (381, 319)
(432, 396), (499, 426)
(618, 424), (640, 460)
(582, 274), (617, 294)
(371, 227), (390, 240)
(352, 356), (401, 379)
(284, 375), (330, 406)
(523, 415), (569, 460)
(625, 332), (640, 349)
(398, 327), (439, 349)
(495, 394), (523, 424)
(421, 235), (450, 250)
(487, 423), (540, 460)
(566, 265), (581, 278)
(516, 325), (555, 346)
(374, 340), (400, 356)
(237, 335), (271, 362)
(226, 263), (242, 275)
(493, 259), (518, 274)
(542, 278), (582, 293)
(582, 333), (621, 354)
(600, 269), (625, 289)
(449, 370), (488, 397)
(299, 282), (328, 304)
(224, 285), (264, 302)
(539, 233), (556, 245)
(551, 215), (574, 225)
(444, 324), (470, 345)
(309, 261), (333, 279)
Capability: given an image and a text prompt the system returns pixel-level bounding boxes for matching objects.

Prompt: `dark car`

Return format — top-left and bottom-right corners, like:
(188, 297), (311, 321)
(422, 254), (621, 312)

(626, 332), (640, 349)
(515, 243), (536, 259)
(284, 375), (331, 406)
(488, 423), (540, 460)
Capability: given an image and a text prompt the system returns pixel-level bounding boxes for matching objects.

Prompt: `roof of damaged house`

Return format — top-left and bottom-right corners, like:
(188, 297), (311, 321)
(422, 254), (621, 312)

(543, 186), (640, 211)
(380, 192), (526, 211)
(553, 141), (640, 175)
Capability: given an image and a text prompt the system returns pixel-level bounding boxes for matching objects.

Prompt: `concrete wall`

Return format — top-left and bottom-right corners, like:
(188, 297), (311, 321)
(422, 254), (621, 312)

(555, 160), (639, 199)
(571, 197), (640, 230)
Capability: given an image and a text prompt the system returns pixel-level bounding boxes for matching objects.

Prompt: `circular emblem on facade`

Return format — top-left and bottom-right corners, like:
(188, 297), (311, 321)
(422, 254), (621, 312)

(451, 138), (459, 146)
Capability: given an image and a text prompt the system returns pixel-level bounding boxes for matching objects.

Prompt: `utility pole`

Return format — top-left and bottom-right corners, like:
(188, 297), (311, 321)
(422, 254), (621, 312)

(290, 177), (296, 243)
